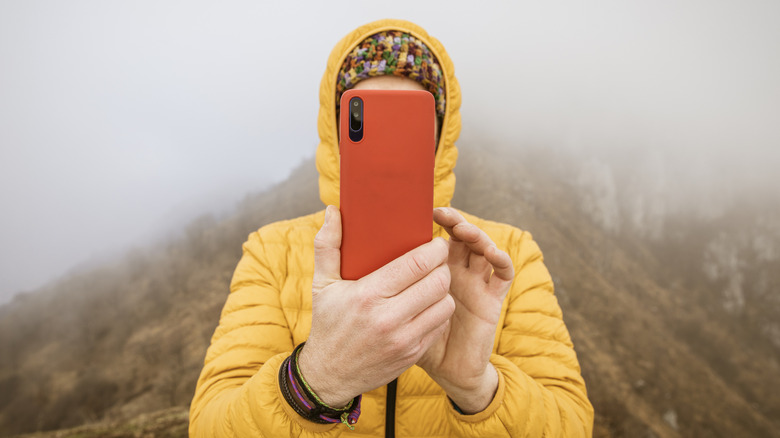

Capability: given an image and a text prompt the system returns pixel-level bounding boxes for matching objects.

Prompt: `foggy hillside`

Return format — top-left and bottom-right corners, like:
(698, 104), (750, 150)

(1, 139), (779, 437)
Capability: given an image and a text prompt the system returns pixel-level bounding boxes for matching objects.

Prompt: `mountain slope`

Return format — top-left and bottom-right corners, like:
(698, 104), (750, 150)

(453, 143), (780, 437)
(1, 142), (778, 437)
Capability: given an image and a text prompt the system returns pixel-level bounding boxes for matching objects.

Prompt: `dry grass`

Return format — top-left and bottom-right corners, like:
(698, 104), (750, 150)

(15, 407), (188, 438)
(1, 142), (778, 437)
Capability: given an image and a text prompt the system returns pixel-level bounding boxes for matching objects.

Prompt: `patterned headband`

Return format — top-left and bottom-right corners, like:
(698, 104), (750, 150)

(336, 30), (446, 117)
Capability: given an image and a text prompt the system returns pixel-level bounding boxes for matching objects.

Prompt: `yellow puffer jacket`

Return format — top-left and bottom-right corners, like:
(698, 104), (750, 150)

(190, 18), (593, 437)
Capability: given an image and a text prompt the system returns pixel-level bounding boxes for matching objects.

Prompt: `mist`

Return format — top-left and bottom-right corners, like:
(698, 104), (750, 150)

(1, 0), (778, 304)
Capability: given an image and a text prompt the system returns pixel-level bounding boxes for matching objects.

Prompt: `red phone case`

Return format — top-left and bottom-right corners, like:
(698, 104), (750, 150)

(339, 89), (436, 280)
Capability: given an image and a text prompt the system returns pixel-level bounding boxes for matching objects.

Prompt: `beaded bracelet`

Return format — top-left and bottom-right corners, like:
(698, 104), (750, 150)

(278, 342), (362, 429)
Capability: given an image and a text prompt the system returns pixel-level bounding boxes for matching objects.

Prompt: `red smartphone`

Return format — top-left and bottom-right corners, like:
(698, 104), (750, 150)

(339, 89), (436, 280)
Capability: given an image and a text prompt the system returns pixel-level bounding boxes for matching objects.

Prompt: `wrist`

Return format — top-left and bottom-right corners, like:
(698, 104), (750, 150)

(442, 364), (499, 415)
(279, 343), (362, 429)
(298, 343), (354, 408)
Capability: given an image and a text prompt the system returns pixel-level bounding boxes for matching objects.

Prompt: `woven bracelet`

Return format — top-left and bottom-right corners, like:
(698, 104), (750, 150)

(292, 343), (353, 410)
(279, 343), (362, 429)
(278, 356), (320, 421)
(291, 342), (361, 428)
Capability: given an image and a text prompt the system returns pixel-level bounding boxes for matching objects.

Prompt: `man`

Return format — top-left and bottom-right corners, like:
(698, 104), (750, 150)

(190, 19), (593, 437)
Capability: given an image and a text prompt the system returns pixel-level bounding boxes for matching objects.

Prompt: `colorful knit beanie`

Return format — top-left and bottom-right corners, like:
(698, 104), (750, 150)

(336, 30), (446, 117)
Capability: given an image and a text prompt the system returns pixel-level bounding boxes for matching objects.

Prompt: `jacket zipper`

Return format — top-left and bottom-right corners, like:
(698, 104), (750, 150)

(385, 379), (397, 438)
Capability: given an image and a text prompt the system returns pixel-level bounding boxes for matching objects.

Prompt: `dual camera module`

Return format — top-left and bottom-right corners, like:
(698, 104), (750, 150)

(348, 97), (363, 142)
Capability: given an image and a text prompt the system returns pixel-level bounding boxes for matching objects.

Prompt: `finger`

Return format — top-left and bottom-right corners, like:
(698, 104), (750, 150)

(361, 237), (449, 299)
(415, 318), (449, 361)
(436, 208), (497, 259)
(433, 207), (466, 242)
(389, 264), (451, 323)
(434, 208), (470, 267)
(452, 222), (496, 258)
(445, 237), (470, 269)
(468, 251), (491, 274)
(313, 206), (343, 289)
(407, 293), (455, 347)
(485, 245), (514, 283)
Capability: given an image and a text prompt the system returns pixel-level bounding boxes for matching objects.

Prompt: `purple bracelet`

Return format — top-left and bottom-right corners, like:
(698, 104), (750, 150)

(280, 342), (362, 429)
(287, 358), (315, 410)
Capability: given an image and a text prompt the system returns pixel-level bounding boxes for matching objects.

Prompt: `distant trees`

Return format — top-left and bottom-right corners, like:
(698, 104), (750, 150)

(2, 148), (778, 436)
(0, 159), (322, 435)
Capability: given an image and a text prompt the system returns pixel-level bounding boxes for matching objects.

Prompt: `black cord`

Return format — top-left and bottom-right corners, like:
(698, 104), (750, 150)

(385, 379), (397, 438)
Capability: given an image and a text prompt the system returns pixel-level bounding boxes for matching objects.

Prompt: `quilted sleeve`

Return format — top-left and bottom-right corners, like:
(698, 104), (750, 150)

(446, 230), (594, 437)
(188, 228), (344, 437)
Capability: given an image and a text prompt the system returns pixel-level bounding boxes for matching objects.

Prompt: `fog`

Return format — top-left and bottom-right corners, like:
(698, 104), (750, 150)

(1, 0), (778, 304)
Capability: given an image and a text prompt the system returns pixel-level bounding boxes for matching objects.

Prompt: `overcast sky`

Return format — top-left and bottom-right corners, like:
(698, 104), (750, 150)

(1, 0), (778, 304)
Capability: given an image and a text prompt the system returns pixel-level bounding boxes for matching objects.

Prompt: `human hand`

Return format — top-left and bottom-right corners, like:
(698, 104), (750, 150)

(417, 207), (514, 414)
(298, 205), (455, 407)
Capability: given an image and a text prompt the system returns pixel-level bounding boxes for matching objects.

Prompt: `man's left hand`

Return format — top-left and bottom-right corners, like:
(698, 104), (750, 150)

(417, 207), (514, 414)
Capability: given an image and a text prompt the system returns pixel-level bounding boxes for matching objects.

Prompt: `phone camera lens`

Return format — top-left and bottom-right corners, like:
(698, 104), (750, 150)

(348, 97), (363, 141)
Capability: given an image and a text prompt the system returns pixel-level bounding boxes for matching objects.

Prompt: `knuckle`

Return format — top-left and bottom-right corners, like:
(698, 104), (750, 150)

(374, 314), (396, 337)
(398, 333), (421, 361)
(313, 231), (329, 249)
(407, 253), (431, 277)
(408, 338), (424, 359)
(422, 330), (437, 351)
(311, 279), (327, 293)
(355, 290), (373, 308)
(429, 266), (451, 295)
(431, 237), (449, 261)
(385, 333), (407, 356)
(428, 296), (455, 327)
(443, 294), (456, 315)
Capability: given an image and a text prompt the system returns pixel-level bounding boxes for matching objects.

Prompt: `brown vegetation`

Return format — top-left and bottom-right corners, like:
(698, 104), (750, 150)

(0, 142), (778, 437)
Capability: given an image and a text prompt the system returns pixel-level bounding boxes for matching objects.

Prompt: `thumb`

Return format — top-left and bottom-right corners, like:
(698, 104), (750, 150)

(313, 205), (343, 290)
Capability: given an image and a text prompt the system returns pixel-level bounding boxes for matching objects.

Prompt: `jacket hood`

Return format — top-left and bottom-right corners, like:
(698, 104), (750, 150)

(316, 19), (461, 208)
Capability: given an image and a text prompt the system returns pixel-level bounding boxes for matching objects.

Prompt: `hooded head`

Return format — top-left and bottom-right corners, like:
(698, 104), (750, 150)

(316, 19), (461, 209)
(335, 30), (447, 118)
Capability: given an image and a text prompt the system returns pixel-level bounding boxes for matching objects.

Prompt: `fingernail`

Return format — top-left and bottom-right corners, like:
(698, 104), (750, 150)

(435, 207), (448, 215)
(324, 206), (331, 225)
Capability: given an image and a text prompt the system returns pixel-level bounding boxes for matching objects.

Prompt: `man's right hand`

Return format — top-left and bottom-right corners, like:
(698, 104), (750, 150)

(297, 205), (455, 408)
